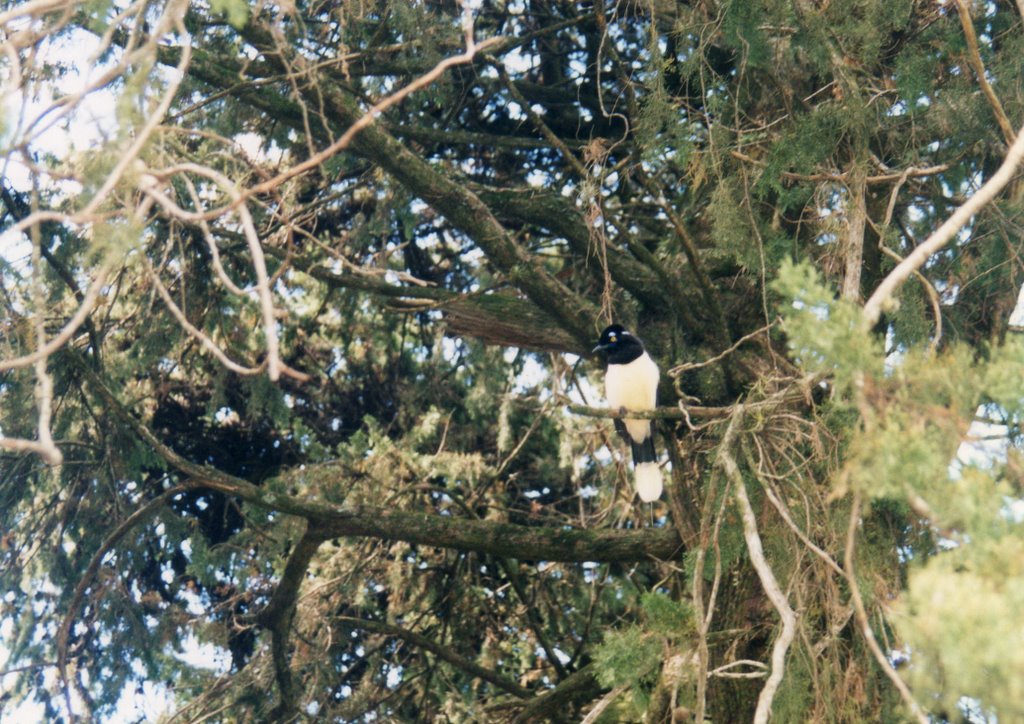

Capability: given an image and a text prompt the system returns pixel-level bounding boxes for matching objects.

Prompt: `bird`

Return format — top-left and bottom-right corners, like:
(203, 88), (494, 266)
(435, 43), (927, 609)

(593, 324), (663, 502)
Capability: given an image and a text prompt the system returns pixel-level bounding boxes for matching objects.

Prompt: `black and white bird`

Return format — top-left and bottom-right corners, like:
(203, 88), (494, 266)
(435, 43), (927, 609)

(593, 324), (663, 502)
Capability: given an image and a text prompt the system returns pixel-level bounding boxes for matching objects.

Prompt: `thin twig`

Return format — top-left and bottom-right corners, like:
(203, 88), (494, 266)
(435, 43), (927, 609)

(142, 162), (285, 381)
(180, 176), (247, 296)
(638, 173), (731, 346)
(145, 257), (266, 377)
(669, 320), (776, 376)
(709, 659), (769, 679)
(336, 616), (531, 699)
(878, 244), (943, 351)
(690, 468), (731, 723)
(744, 440), (845, 577)
(730, 150), (949, 184)
(237, 10), (507, 205)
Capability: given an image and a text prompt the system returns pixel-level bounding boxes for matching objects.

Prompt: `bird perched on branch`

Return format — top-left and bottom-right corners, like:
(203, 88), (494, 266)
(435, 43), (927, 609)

(593, 324), (663, 501)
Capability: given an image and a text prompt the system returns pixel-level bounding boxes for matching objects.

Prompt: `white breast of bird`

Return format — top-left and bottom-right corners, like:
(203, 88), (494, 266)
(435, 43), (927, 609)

(604, 353), (659, 442)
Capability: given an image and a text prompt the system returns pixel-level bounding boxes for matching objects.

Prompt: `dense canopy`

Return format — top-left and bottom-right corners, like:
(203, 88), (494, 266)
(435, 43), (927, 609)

(2, 0), (1024, 721)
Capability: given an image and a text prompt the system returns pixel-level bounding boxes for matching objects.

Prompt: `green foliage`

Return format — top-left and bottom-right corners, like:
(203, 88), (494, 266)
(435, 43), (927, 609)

(719, 0), (780, 68)
(889, 280), (930, 349)
(897, 535), (1024, 720)
(709, 177), (759, 270)
(641, 592), (695, 639)
(759, 108), (845, 199)
(772, 258), (882, 388)
(593, 625), (662, 690)
(210, 0), (249, 29)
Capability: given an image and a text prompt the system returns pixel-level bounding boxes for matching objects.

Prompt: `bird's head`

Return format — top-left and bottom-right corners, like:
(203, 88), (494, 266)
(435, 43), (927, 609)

(592, 324), (638, 355)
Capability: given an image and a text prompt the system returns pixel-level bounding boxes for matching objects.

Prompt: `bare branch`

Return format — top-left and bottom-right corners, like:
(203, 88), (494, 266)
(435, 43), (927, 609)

(30, 192), (60, 465)
(511, 665), (603, 724)
(579, 685), (628, 723)
(842, 168), (867, 301)
(954, 0), (1015, 146)
(668, 320), (776, 376)
(142, 162), (283, 381)
(0, 0), (70, 26)
(729, 150), (950, 184)
(716, 408), (798, 724)
(862, 120), (1024, 329)
(145, 256), (265, 377)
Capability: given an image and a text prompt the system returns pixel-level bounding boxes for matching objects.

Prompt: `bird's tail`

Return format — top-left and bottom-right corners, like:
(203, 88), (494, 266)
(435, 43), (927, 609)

(635, 463), (663, 502)
(630, 435), (657, 466)
(631, 436), (662, 501)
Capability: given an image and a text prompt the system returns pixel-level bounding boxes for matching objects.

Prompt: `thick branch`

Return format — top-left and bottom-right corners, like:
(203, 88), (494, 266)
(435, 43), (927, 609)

(309, 509), (682, 563)
(72, 356), (684, 563)
(303, 261), (583, 352)
(567, 403), (729, 421)
(258, 525), (327, 720)
(842, 169), (867, 301)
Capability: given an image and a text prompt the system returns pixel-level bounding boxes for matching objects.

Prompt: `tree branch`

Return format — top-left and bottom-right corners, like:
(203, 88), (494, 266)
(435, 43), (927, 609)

(309, 508), (683, 564)
(257, 525), (327, 720)
(954, 0), (1016, 146)
(336, 616), (530, 699)
(844, 492), (929, 724)
(862, 119), (1024, 329)
(511, 664), (603, 724)
(567, 403), (730, 421)
(716, 408), (798, 724)
(71, 355), (685, 564)
(56, 485), (190, 724)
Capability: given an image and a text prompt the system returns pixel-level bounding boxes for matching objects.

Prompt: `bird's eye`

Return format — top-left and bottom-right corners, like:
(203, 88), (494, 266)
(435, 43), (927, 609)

(609, 335), (617, 343)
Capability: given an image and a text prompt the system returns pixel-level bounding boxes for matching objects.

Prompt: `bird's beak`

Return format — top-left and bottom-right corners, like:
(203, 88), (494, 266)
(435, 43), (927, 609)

(592, 344), (606, 354)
